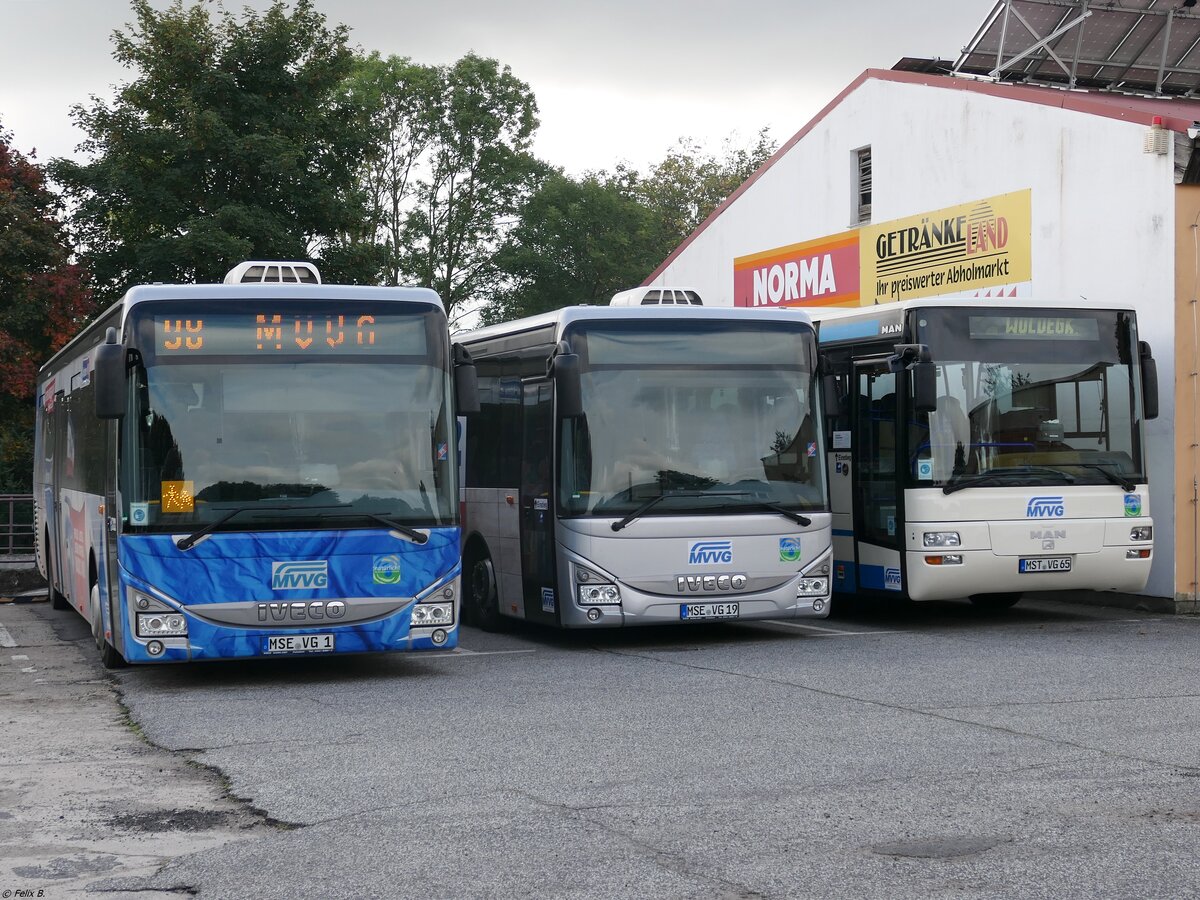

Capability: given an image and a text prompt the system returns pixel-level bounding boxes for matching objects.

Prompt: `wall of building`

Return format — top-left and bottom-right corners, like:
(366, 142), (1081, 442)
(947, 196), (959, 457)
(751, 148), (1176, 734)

(653, 76), (1179, 597)
(1175, 186), (1200, 612)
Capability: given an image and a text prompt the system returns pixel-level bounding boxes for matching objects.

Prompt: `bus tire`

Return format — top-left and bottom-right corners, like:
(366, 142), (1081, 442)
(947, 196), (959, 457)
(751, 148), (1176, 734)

(969, 592), (1022, 610)
(45, 536), (69, 610)
(90, 581), (127, 669)
(466, 550), (502, 632)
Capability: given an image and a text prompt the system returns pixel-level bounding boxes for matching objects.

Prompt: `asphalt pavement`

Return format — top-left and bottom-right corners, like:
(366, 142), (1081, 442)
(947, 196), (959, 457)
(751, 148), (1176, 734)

(6, 597), (1200, 898)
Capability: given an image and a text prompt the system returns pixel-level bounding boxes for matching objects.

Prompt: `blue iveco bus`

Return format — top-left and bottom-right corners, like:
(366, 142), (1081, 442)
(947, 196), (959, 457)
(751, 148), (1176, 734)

(34, 261), (478, 665)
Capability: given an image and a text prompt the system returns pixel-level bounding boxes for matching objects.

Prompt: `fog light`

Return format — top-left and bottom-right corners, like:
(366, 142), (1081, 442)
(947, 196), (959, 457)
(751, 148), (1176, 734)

(146, 640), (164, 656)
(1130, 526), (1153, 542)
(1127, 548), (1151, 559)
(578, 583), (620, 605)
(812, 598), (826, 613)
(431, 628), (447, 645)
(586, 607), (602, 622)
(137, 612), (187, 637)
(925, 554), (963, 565)
(923, 531), (961, 548)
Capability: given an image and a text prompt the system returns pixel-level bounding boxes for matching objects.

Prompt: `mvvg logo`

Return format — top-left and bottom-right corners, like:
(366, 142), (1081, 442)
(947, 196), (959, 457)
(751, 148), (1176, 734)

(271, 560), (329, 590)
(1026, 496), (1065, 518)
(884, 567), (902, 591)
(688, 540), (733, 565)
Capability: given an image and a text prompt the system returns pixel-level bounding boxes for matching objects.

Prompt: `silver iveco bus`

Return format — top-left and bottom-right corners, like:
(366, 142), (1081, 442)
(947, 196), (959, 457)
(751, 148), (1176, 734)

(457, 305), (832, 629)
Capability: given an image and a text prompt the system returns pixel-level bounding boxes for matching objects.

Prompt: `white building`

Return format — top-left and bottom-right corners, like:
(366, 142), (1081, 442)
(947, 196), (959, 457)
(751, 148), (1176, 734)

(646, 65), (1200, 606)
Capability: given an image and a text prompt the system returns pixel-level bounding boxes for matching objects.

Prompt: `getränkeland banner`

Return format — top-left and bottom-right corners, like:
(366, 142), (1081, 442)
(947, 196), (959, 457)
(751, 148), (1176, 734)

(860, 190), (1031, 305)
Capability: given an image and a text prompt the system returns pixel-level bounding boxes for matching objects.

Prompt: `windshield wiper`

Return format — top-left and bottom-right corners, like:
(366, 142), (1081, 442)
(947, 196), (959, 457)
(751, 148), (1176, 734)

(272, 506), (430, 544)
(1067, 463), (1139, 492)
(175, 503), (348, 550)
(328, 511), (428, 544)
(610, 491), (748, 532)
(176, 504), (431, 550)
(942, 466), (1076, 495)
(748, 501), (812, 528)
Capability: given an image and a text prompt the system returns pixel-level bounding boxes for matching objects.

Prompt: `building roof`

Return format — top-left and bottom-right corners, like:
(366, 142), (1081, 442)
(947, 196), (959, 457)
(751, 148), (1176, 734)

(646, 67), (1200, 283)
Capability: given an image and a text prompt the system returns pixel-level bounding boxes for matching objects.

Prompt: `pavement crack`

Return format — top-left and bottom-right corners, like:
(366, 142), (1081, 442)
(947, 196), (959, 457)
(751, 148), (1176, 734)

(594, 646), (1200, 777)
(511, 788), (768, 898)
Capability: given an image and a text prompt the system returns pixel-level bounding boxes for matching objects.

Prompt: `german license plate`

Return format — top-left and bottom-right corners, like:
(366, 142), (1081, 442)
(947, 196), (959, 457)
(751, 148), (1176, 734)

(680, 602), (740, 621)
(1018, 557), (1072, 573)
(265, 633), (335, 654)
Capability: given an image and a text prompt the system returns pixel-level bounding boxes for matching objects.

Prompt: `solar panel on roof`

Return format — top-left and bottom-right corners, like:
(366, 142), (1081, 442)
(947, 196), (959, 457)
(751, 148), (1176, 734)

(953, 0), (1200, 97)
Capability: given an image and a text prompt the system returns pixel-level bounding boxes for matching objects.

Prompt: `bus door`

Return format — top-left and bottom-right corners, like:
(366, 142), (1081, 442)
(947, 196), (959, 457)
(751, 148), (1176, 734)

(520, 379), (557, 622)
(102, 417), (121, 644)
(50, 390), (68, 601)
(852, 360), (904, 595)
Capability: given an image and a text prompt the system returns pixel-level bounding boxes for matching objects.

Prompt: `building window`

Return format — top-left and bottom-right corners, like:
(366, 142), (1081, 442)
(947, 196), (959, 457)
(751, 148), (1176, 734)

(854, 146), (872, 225)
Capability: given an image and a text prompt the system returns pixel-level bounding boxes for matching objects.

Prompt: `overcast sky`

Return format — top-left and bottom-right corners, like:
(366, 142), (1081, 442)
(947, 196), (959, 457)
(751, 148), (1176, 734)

(0, 0), (991, 174)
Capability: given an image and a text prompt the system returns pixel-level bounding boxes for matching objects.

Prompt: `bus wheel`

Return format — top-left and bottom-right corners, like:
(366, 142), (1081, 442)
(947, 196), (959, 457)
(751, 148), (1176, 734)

(466, 551), (502, 632)
(90, 582), (127, 669)
(45, 538), (69, 610)
(969, 592), (1022, 611)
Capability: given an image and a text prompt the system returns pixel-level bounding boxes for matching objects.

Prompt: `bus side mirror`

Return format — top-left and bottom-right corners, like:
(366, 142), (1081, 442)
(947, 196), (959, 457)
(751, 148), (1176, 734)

(94, 328), (126, 420)
(822, 374), (842, 420)
(452, 344), (480, 415)
(551, 345), (583, 418)
(912, 361), (937, 414)
(1140, 341), (1159, 421)
(889, 343), (936, 414)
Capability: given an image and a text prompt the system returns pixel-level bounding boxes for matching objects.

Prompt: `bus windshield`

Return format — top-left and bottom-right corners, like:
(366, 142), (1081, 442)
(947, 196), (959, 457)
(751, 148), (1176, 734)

(122, 301), (454, 532)
(558, 320), (827, 518)
(911, 308), (1144, 488)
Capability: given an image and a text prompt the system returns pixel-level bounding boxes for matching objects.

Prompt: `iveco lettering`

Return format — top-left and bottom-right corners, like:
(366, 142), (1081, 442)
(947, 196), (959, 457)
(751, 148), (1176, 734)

(32, 260), (480, 665)
(457, 300), (833, 629)
(811, 299), (1156, 609)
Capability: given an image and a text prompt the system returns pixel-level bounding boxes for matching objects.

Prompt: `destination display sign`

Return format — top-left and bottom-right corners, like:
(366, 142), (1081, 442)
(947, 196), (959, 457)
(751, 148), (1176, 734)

(153, 312), (426, 356)
(967, 315), (1100, 342)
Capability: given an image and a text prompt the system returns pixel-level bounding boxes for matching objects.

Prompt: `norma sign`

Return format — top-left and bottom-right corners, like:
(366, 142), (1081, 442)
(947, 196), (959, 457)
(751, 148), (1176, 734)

(861, 190), (1031, 304)
(733, 232), (860, 308)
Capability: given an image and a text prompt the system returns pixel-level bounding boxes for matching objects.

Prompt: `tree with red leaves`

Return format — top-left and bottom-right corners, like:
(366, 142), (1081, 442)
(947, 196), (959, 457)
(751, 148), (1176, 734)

(0, 121), (95, 491)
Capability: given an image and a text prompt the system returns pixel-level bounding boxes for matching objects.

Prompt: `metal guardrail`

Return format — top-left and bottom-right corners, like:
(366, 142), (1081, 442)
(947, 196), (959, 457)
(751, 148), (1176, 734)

(0, 494), (35, 556)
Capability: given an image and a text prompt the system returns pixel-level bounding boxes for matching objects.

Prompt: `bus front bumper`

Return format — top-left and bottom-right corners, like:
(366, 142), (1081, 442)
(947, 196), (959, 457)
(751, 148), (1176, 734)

(905, 545), (1152, 601)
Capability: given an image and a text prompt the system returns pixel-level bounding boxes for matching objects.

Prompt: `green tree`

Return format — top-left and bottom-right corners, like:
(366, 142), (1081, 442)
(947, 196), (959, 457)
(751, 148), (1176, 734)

(483, 170), (666, 324)
(400, 53), (543, 316)
(636, 128), (776, 249)
(51, 0), (375, 300)
(0, 123), (95, 492)
(343, 53), (440, 285)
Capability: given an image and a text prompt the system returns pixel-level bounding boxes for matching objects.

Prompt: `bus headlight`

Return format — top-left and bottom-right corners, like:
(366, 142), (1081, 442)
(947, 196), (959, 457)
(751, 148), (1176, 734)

(923, 531), (961, 547)
(797, 578), (828, 596)
(411, 601), (454, 627)
(1130, 526), (1153, 542)
(137, 612), (187, 637)
(578, 583), (621, 605)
